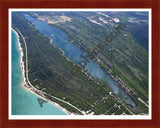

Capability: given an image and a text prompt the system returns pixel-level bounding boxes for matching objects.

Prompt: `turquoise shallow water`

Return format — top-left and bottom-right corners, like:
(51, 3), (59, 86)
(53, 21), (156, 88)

(11, 30), (67, 115)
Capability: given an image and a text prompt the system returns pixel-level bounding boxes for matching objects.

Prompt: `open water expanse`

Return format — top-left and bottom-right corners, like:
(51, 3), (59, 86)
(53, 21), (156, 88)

(23, 14), (136, 107)
(11, 13), (136, 115)
(12, 30), (67, 115)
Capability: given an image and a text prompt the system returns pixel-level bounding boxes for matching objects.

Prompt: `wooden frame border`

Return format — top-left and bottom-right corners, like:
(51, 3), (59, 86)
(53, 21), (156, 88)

(0, 0), (160, 128)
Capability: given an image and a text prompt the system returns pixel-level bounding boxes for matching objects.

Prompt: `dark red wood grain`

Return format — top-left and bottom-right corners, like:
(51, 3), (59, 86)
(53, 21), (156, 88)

(0, 0), (159, 128)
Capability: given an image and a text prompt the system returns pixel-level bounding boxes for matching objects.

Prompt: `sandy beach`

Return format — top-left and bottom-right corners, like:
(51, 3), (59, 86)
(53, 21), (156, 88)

(12, 28), (73, 115)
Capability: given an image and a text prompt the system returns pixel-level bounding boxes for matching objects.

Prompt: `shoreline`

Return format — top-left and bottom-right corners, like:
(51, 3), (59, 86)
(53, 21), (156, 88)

(12, 28), (72, 115)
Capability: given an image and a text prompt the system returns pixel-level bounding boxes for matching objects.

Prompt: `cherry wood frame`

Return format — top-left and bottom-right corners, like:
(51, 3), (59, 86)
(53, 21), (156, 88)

(0, 0), (160, 128)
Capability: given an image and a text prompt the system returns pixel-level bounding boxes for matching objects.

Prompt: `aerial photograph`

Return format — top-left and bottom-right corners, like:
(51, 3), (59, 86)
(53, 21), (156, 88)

(10, 9), (150, 118)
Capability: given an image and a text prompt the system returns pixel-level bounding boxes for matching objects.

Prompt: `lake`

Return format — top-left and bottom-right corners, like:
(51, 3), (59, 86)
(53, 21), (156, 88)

(12, 12), (137, 115)
(23, 13), (136, 108)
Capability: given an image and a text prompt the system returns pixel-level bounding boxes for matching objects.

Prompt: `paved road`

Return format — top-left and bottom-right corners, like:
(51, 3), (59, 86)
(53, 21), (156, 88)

(16, 28), (85, 115)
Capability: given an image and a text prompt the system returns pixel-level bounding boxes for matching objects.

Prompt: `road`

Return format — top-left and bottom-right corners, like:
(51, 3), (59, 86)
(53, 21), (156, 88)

(16, 28), (85, 115)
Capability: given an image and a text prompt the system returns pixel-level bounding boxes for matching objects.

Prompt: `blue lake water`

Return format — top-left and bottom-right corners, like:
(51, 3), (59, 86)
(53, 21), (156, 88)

(22, 14), (136, 107)
(12, 30), (67, 115)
